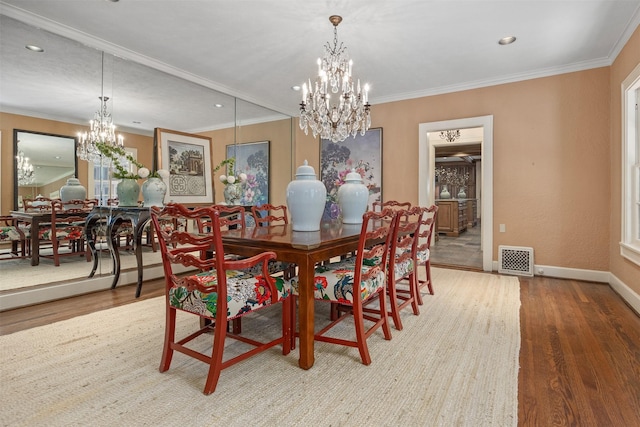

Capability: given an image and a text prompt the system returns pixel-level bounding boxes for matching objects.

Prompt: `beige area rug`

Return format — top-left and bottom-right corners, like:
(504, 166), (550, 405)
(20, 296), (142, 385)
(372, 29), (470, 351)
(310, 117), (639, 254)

(0, 268), (520, 426)
(0, 246), (163, 291)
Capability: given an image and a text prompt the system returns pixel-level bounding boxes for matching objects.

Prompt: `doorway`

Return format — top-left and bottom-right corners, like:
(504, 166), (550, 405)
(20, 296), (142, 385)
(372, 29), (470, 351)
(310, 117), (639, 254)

(431, 137), (482, 269)
(418, 115), (494, 272)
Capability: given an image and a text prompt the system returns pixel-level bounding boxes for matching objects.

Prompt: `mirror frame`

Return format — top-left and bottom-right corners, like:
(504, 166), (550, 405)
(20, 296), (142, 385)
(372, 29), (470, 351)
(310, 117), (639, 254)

(13, 129), (79, 210)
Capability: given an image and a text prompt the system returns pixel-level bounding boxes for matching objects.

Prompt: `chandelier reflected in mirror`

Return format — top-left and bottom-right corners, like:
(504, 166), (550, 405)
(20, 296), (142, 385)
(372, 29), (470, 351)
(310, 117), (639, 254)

(440, 129), (461, 142)
(299, 15), (371, 143)
(77, 52), (123, 162)
(16, 142), (34, 185)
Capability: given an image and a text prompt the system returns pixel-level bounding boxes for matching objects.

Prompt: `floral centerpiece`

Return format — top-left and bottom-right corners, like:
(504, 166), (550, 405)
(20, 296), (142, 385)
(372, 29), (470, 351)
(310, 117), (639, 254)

(213, 157), (247, 204)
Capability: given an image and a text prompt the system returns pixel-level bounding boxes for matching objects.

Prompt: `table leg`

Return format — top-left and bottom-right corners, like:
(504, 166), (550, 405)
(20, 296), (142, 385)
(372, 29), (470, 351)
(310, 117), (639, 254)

(109, 218), (122, 289)
(30, 217), (40, 266)
(86, 215), (99, 278)
(133, 219), (147, 298)
(297, 256), (316, 369)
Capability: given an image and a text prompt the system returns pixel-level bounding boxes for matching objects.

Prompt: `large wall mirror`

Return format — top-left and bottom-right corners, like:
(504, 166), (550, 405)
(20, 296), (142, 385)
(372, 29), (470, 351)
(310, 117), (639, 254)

(1, 14), (293, 309)
(13, 130), (78, 209)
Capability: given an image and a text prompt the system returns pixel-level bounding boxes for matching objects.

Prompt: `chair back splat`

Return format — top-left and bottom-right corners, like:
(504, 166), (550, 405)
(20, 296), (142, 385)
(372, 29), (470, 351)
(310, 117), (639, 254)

(151, 203), (292, 395)
(385, 206), (425, 330)
(415, 205), (438, 303)
(251, 203), (289, 227)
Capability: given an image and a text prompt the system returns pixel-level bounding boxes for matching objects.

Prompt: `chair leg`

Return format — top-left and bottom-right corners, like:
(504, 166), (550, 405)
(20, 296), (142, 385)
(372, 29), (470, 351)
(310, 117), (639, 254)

(203, 320), (227, 395)
(387, 278), (403, 331)
(351, 302), (372, 366)
(159, 307), (177, 373)
(52, 240), (60, 267)
(425, 260), (434, 295)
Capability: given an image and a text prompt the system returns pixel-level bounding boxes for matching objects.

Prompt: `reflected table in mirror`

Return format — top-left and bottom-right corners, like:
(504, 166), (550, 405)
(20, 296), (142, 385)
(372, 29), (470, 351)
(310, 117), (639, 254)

(220, 220), (364, 369)
(85, 206), (151, 297)
(10, 209), (90, 266)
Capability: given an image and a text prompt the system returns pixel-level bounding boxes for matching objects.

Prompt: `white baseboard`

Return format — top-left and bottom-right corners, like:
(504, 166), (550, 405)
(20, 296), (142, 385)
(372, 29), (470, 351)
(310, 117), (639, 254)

(491, 261), (638, 315)
(609, 273), (640, 315)
(0, 265), (165, 311)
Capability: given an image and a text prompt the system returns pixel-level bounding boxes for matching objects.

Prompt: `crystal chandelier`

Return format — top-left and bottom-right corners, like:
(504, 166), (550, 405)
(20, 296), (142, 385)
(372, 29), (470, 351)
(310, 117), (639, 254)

(77, 52), (123, 162)
(16, 143), (34, 185)
(299, 15), (371, 143)
(440, 129), (461, 142)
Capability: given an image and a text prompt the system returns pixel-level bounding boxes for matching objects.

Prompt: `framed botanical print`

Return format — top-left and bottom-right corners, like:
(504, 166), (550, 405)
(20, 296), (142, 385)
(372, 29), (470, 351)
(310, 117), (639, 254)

(225, 140), (270, 206)
(320, 128), (382, 219)
(155, 128), (213, 205)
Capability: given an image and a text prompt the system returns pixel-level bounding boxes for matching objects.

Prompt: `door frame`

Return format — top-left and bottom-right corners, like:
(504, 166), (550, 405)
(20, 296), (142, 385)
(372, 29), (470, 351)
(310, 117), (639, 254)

(418, 115), (493, 271)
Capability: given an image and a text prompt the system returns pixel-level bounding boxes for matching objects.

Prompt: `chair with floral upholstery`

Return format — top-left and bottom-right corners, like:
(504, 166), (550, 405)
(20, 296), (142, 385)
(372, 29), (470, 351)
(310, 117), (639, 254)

(289, 208), (395, 365)
(38, 199), (97, 266)
(0, 216), (28, 260)
(151, 203), (292, 395)
(384, 205), (424, 330)
(415, 205), (438, 303)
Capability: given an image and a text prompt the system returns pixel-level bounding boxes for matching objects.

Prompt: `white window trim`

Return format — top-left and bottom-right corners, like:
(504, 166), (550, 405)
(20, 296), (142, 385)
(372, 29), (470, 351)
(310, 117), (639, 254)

(87, 147), (138, 205)
(621, 62), (640, 266)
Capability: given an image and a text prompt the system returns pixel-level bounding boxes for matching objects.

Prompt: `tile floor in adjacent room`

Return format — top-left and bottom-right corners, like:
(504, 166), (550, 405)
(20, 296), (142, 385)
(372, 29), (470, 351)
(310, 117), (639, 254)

(430, 221), (482, 270)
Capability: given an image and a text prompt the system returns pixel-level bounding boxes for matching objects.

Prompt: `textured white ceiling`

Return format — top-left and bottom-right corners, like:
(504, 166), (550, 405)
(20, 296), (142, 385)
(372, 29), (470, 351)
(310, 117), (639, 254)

(1, 0), (639, 135)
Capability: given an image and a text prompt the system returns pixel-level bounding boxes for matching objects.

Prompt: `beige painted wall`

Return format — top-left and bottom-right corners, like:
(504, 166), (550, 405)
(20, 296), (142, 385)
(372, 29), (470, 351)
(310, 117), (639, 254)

(609, 25), (640, 294)
(296, 68), (612, 272)
(0, 112), (154, 212)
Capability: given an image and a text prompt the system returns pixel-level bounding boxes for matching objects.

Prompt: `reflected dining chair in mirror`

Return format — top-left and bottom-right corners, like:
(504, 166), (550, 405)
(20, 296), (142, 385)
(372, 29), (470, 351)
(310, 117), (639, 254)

(288, 208), (395, 365)
(151, 203), (292, 394)
(0, 216), (28, 260)
(24, 198), (97, 266)
(252, 204), (296, 279)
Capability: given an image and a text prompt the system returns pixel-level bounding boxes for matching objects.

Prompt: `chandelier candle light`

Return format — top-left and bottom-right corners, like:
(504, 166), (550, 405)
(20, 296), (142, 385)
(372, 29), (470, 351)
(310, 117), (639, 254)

(299, 15), (371, 143)
(16, 144), (34, 185)
(77, 51), (123, 163)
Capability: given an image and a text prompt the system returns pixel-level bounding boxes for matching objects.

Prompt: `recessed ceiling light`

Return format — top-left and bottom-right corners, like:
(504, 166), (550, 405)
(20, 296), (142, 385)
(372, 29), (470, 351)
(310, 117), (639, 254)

(55, 156), (61, 159)
(291, 85), (301, 91)
(214, 103), (224, 108)
(132, 121), (141, 124)
(498, 36), (516, 45)
(25, 45), (44, 52)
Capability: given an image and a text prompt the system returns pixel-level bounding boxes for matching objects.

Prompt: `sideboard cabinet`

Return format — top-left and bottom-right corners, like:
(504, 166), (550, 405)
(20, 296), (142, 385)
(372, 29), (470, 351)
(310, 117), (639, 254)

(435, 199), (467, 237)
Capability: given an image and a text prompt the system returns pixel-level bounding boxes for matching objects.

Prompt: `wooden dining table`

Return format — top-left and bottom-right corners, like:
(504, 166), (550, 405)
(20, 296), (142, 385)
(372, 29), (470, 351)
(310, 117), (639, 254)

(220, 220), (364, 369)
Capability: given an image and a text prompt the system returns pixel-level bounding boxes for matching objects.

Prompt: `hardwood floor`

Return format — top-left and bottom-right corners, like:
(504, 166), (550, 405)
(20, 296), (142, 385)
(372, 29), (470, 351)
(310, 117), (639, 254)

(1, 273), (639, 425)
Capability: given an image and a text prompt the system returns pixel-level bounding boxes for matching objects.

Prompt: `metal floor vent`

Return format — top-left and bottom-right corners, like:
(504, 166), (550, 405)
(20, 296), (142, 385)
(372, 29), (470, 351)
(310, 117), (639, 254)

(498, 245), (534, 277)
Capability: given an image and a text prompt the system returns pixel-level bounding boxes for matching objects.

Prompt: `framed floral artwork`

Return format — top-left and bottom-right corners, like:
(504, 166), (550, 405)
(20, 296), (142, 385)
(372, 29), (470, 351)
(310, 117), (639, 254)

(154, 128), (213, 205)
(320, 128), (382, 220)
(225, 141), (270, 206)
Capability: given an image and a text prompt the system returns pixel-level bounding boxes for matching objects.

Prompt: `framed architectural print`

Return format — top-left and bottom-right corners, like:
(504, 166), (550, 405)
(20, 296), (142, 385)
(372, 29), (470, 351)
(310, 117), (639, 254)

(155, 128), (213, 205)
(225, 141), (270, 206)
(320, 127), (382, 219)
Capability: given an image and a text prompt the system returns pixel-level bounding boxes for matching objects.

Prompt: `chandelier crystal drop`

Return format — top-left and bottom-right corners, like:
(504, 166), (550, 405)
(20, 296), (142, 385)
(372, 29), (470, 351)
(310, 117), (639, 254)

(299, 15), (371, 143)
(76, 52), (124, 163)
(440, 129), (461, 143)
(16, 144), (34, 185)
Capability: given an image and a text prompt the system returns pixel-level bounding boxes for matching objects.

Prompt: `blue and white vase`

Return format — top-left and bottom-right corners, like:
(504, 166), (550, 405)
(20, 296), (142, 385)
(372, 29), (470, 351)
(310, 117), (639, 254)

(60, 177), (87, 209)
(286, 160), (326, 231)
(116, 179), (140, 207)
(223, 182), (243, 205)
(142, 177), (167, 207)
(337, 169), (368, 224)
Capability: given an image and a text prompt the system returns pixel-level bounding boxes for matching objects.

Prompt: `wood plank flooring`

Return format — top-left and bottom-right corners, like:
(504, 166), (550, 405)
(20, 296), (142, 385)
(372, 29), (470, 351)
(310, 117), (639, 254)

(1, 273), (639, 425)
